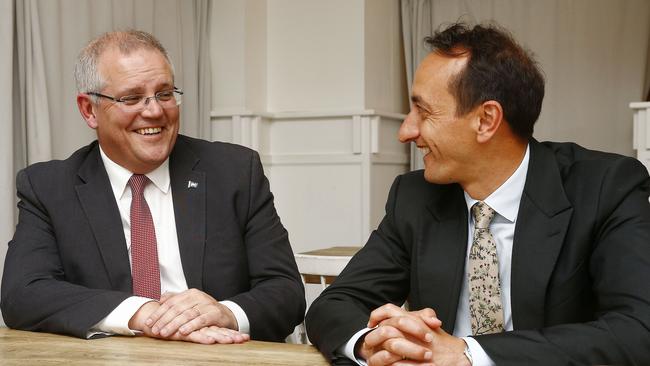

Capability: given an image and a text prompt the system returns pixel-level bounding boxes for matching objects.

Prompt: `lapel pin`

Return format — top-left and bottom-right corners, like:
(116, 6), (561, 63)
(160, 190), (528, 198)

(187, 180), (198, 189)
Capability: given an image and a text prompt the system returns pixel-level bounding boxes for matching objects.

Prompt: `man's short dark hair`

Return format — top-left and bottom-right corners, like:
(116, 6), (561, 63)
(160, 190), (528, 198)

(425, 23), (545, 139)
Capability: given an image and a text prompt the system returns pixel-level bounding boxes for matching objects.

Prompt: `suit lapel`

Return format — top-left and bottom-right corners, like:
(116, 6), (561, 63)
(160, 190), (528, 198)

(75, 143), (132, 292)
(169, 137), (206, 290)
(510, 140), (573, 329)
(418, 184), (468, 333)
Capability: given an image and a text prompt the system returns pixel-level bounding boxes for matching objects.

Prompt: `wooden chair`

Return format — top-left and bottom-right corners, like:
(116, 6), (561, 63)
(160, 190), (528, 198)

(286, 247), (361, 344)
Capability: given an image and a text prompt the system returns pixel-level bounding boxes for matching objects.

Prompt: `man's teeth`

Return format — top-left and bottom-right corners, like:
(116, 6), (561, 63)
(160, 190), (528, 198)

(418, 146), (431, 155)
(136, 127), (162, 135)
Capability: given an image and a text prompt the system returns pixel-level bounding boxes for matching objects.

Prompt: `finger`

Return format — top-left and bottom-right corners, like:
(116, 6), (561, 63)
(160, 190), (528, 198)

(368, 304), (406, 328)
(198, 327), (240, 344)
(214, 326), (249, 341)
(150, 298), (198, 335)
(180, 330), (216, 345)
(222, 330), (249, 344)
(179, 303), (236, 335)
(204, 326), (251, 343)
(367, 349), (433, 366)
(149, 289), (212, 334)
(391, 362), (435, 366)
(235, 333), (250, 343)
(412, 308), (442, 329)
(379, 316), (433, 343)
(159, 307), (202, 337)
(382, 337), (432, 363)
(369, 353), (433, 366)
(413, 308), (437, 319)
(178, 312), (212, 335)
(421, 316), (442, 329)
(368, 349), (402, 366)
(364, 325), (406, 348)
(145, 292), (186, 328)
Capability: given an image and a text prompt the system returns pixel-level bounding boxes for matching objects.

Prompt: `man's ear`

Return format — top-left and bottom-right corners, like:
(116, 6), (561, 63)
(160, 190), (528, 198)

(77, 94), (98, 129)
(476, 100), (503, 143)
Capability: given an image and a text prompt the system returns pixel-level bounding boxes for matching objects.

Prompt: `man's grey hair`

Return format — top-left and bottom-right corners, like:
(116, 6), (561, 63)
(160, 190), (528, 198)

(73, 30), (175, 98)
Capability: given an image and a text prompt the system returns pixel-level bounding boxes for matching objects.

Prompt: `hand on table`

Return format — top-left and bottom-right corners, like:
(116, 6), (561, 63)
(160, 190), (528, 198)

(146, 289), (240, 338)
(359, 303), (469, 366)
(128, 292), (249, 344)
(150, 323), (248, 344)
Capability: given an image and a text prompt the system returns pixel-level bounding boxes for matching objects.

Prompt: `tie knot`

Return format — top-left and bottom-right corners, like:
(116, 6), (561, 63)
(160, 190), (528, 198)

(471, 201), (495, 229)
(128, 174), (150, 196)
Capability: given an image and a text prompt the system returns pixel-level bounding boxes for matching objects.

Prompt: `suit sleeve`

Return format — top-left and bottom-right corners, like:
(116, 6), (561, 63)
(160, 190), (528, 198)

(305, 175), (412, 361)
(476, 158), (650, 366)
(225, 151), (306, 341)
(1, 169), (130, 338)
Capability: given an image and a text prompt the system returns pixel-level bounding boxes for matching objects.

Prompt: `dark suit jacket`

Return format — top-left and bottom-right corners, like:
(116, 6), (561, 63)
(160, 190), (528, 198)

(1, 135), (305, 341)
(306, 140), (650, 365)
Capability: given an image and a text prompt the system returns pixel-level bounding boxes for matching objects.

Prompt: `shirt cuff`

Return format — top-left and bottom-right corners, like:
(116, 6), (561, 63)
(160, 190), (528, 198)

(338, 327), (375, 366)
(87, 296), (154, 338)
(462, 337), (496, 366)
(221, 300), (250, 334)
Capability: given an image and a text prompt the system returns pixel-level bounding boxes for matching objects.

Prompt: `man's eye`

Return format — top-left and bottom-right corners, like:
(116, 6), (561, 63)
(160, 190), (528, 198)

(156, 91), (174, 101)
(119, 95), (143, 105)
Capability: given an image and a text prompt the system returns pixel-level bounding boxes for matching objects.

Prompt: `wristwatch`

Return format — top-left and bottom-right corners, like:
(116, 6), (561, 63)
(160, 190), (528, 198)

(463, 344), (474, 365)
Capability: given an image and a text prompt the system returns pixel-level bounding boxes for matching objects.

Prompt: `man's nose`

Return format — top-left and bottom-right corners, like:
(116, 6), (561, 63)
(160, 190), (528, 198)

(398, 111), (419, 143)
(141, 97), (164, 117)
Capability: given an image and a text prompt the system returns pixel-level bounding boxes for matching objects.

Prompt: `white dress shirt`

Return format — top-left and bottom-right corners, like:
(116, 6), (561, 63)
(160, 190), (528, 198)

(342, 145), (530, 365)
(87, 147), (249, 337)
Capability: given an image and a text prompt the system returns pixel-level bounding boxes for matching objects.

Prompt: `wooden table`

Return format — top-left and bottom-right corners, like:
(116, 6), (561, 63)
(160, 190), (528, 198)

(0, 328), (328, 365)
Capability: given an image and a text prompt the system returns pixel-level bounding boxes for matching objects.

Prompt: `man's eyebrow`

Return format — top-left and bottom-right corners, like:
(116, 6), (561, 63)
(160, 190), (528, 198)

(411, 95), (432, 112)
(119, 81), (174, 95)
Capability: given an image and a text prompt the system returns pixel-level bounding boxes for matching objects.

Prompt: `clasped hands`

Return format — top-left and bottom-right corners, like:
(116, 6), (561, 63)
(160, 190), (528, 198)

(358, 304), (470, 366)
(128, 288), (249, 344)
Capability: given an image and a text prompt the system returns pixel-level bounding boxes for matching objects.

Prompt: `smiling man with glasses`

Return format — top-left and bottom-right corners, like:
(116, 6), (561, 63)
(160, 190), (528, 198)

(1, 30), (304, 345)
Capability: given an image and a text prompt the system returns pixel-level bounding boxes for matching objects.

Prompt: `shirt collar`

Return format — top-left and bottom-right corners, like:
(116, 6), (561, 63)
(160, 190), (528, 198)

(463, 144), (530, 223)
(99, 145), (171, 198)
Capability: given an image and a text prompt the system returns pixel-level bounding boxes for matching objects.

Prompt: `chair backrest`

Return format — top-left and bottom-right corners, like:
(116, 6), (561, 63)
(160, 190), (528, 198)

(294, 254), (353, 289)
(287, 252), (355, 344)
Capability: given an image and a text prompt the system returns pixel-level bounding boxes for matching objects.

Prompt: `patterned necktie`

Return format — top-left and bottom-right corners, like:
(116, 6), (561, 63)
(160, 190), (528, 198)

(129, 174), (161, 300)
(468, 201), (504, 335)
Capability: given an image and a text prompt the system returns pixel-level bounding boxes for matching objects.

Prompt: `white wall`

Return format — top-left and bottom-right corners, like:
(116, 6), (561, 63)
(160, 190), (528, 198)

(210, 0), (248, 111)
(267, 0), (365, 112)
(364, 0), (408, 112)
(210, 0), (409, 253)
(523, 1), (648, 157)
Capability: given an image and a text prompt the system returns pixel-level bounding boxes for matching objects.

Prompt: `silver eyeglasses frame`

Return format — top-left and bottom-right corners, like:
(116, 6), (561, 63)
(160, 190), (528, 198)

(86, 87), (183, 112)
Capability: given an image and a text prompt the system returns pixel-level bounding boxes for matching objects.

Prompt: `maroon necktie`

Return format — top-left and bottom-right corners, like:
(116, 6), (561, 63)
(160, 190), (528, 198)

(129, 174), (161, 300)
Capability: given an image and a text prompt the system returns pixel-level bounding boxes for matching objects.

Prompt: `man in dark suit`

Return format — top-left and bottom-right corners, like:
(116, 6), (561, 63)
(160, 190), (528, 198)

(1, 30), (304, 344)
(306, 23), (650, 365)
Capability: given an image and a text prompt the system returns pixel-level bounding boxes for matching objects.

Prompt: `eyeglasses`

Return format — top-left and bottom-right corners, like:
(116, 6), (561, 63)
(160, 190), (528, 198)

(87, 87), (183, 112)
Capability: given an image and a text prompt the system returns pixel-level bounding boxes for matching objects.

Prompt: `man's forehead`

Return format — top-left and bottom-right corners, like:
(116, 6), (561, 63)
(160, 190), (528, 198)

(411, 51), (468, 99)
(416, 51), (468, 82)
(98, 46), (166, 65)
(97, 47), (173, 82)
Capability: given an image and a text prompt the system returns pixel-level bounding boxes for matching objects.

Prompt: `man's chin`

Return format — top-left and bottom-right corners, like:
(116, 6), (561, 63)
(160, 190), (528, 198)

(423, 170), (453, 185)
(133, 148), (173, 170)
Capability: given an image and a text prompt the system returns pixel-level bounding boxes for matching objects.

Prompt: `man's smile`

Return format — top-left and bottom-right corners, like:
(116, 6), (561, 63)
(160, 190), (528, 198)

(134, 127), (162, 135)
